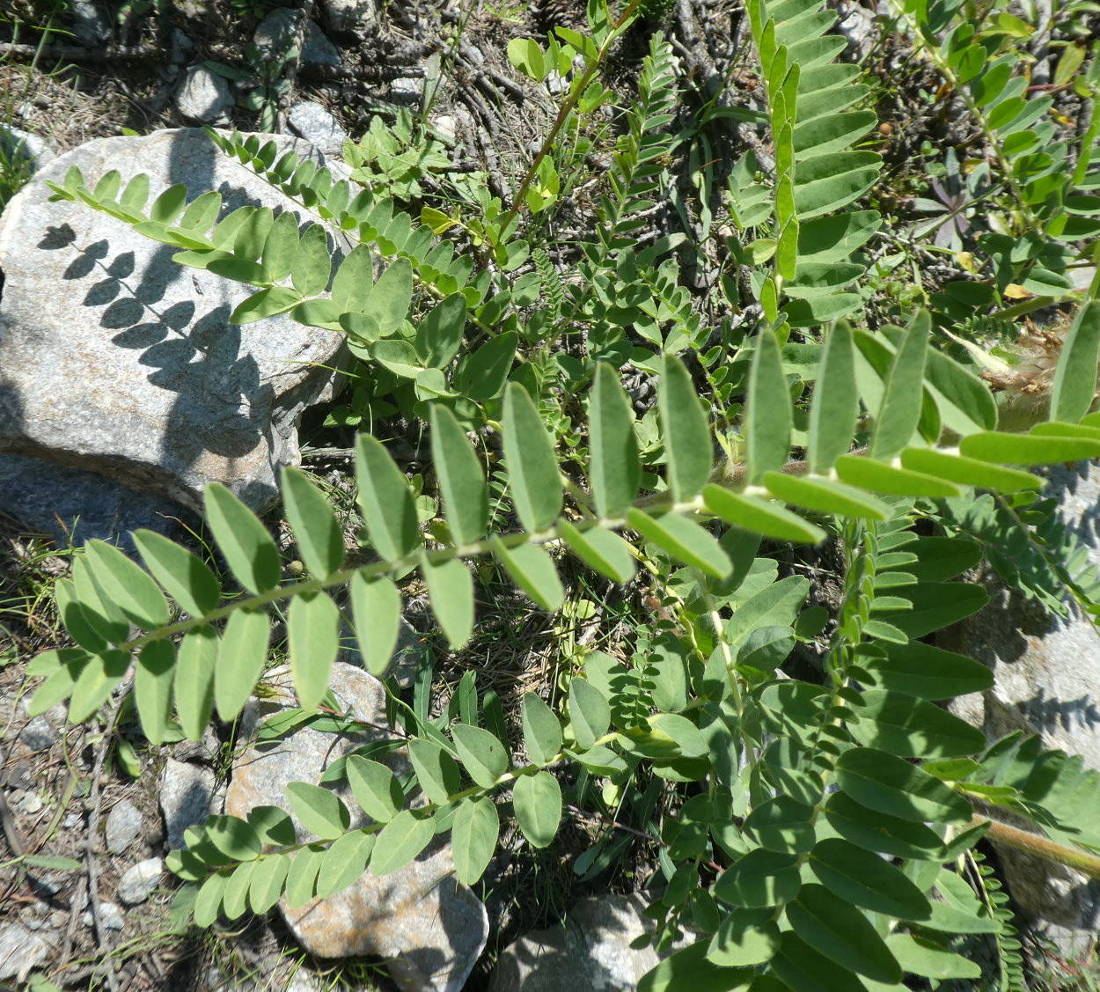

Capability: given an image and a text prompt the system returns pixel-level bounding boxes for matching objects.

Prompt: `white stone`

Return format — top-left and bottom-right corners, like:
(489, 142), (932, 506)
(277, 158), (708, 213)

(82, 901), (124, 930)
(0, 128), (346, 511)
(104, 798), (143, 855)
(320, 0), (377, 34)
(174, 66), (234, 124)
(117, 857), (163, 905)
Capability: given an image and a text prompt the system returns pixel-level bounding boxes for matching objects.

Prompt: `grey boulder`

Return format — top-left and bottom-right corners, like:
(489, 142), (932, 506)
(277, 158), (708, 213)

(491, 895), (663, 992)
(0, 128), (346, 512)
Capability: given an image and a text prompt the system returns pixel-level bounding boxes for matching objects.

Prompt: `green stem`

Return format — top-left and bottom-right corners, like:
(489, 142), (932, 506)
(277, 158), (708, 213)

(974, 815), (1100, 879)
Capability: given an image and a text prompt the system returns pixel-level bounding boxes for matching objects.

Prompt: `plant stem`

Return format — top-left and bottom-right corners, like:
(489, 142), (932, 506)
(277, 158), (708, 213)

(973, 815), (1100, 879)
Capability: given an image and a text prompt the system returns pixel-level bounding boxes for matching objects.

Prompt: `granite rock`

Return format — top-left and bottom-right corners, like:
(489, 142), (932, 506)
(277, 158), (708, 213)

(254, 10), (341, 66)
(225, 663), (487, 992)
(947, 461), (1100, 957)
(161, 758), (217, 851)
(320, 0), (377, 34)
(105, 799), (143, 855)
(287, 102), (348, 157)
(175, 65), (234, 124)
(0, 923), (53, 981)
(0, 128), (346, 511)
(490, 895), (663, 992)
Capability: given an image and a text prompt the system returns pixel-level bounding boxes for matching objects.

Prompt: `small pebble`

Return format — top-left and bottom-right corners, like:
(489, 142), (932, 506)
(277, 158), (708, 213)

(83, 902), (125, 931)
(104, 799), (143, 855)
(18, 715), (56, 751)
(117, 857), (163, 905)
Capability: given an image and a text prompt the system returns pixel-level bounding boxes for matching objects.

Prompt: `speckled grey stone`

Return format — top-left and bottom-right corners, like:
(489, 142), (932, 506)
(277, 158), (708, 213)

(174, 65), (234, 124)
(0, 128), (345, 511)
(287, 102), (348, 157)
(83, 901), (124, 930)
(491, 895), (663, 992)
(104, 799), (143, 855)
(117, 857), (163, 905)
(320, 0), (376, 34)
(0, 923), (53, 981)
(18, 712), (56, 751)
(160, 758), (217, 851)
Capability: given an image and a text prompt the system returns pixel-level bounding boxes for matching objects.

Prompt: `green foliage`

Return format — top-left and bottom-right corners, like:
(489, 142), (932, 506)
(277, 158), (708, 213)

(22, 0), (1100, 987)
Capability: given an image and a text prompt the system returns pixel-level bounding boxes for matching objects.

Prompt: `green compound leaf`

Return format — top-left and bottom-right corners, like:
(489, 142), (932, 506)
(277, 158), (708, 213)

(221, 861), (256, 919)
(430, 405), (488, 546)
(834, 455), (961, 498)
(451, 722), (510, 788)
(568, 677), (611, 749)
(626, 509), (732, 578)
(331, 244), (374, 312)
(286, 782), (351, 841)
(370, 809), (435, 876)
(408, 738), (463, 805)
(175, 625), (218, 741)
(135, 640), (175, 746)
(54, 578), (108, 653)
(421, 554), (475, 649)
(770, 932), (868, 992)
(204, 483), (281, 594)
(871, 309), (930, 458)
(348, 572), (402, 676)
(68, 649), (130, 724)
(660, 353), (713, 501)
(502, 383), (562, 532)
(288, 590), (340, 712)
(84, 539), (170, 629)
(745, 328), (791, 484)
(706, 908), (781, 967)
(899, 447), (1041, 492)
(452, 797), (499, 884)
(960, 430), (1100, 464)
(808, 837), (931, 921)
(807, 323), (857, 475)
(763, 473), (888, 520)
(639, 939), (754, 992)
(835, 746), (972, 823)
(214, 608), (271, 722)
(852, 688), (986, 758)
(1050, 300), (1100, 423)
(315, 830), (375, 899)
(521, 693), (563, 766)
(71, 555), (129, 644)
(589, 362), (641, 518)
(248, 852), (291, 914)
(346, 756), (403, 823)
(559, 521), (636, 583)
(703, 486), (825, 544)
(513, 770), (562, 849)
(133, 529), (221, 619)
(355, 434), (421, 562)
(886, 933), (981, 980)
(491, 539), (565, 611)
(714, 848), (801, 909)
(281, 468), (345, 579)
(787, 883), (901, 982)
